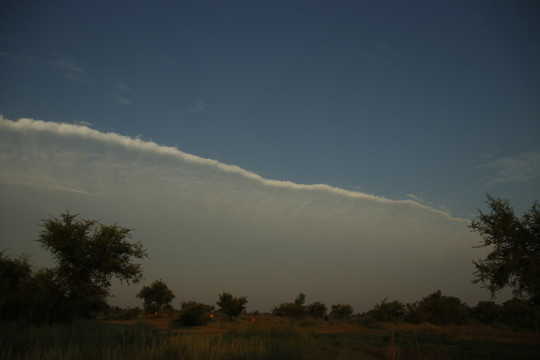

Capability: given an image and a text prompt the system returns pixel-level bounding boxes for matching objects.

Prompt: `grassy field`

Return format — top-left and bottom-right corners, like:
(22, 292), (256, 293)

(2, 314), (540, 359)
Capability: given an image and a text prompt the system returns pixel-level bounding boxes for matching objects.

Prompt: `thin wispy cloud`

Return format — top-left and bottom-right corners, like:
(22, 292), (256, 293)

(46, 54), (91, 84)
(0, 116), (484, 311)
(0, 50), (90, 84)
(476, 151), (540, 185)
(191, 100), (207, 113)
(110, 80), (135, 105)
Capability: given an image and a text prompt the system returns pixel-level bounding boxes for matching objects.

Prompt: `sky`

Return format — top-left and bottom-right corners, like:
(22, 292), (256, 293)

(1, 0), (539, 312)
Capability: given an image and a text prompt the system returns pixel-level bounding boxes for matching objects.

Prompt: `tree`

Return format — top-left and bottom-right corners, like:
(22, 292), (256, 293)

(307, 301), (327, 319)
(406, 290), (469, 325)
(368, 298), (406, 322)
(0, 251), (33, 320)
(176, 301), (214, 327)
(136, 280), (175, 315)
(271, 293), (308, 319)
(329, 304), (353, 320)
(470, 195), (540, 306)
(37, 212), (147, 321)
(216, 292), (248, 320)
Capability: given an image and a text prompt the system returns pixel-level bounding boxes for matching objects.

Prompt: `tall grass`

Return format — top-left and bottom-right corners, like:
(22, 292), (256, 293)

(1, 320), (310, 360)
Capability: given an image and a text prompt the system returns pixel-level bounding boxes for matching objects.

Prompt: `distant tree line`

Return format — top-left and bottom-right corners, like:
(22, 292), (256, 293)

(1, 195), (538, 329)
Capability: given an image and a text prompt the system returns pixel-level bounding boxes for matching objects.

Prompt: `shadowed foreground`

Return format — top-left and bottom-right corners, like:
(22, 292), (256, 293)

(3, 314), (540, 360)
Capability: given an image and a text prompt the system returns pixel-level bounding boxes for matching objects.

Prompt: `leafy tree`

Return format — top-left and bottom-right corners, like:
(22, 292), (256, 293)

(176, 301), (214, 327)
(136, 280), (175, 315)
(0, 251), (33, 320)
(329, 304), (353, 320)
(216, 292), (248, 320)
(471, 300), (502, 325)
(271, 293), (308, 319)
(307, 301), (327, 319)
(406, 290), (469, 325)
(470, 195), (540, 306)
(37, 212), (147, 321)
(368, 298), (406, 322)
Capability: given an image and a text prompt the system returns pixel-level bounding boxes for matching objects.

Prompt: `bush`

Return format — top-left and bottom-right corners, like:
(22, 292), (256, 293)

(329, 304), (353, 320)
(216, 292), (248, 320)
(406, 290), (469, 325)
(176, 301), (214, 327)
(471, 301), (502, 324)
(307, 302), (327, 319)
(272, 302), (307, 319)
(367, 298), (406, 322)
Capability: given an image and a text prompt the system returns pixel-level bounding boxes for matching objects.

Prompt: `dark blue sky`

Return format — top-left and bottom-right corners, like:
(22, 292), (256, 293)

(1, 0), (539, 216)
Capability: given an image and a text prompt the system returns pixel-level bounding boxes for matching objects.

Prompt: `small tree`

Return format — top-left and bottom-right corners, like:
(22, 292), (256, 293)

(37, 212), (147, 322)
(216, 292), (248, 320)
(307, 301), (327, 319)
(470, 195), (540, 306)
(271, 293), (308, 319)
(176, 301), (214, 327)
(136, 280), (175, 315)
(330, 304), (353, 320)
(368, 298), (406, 322)
(406, 290), (469, 325)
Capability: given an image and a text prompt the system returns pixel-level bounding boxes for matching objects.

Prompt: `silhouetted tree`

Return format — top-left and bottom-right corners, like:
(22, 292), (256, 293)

(368, 298), (406, 322)
(406, 290), (469, 325)
(136, 280), (175, 315)
(307, 301), (327, 319)
(216, 292), (248, 320)
(176, 301), (214, 326)
(330, 304), (353, 320)
(37, 212), (147, 322)
(470, 195), (540, 306)
(272, 293), (308, 319)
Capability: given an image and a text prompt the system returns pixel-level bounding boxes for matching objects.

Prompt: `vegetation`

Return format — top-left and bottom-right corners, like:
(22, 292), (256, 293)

(470, 195), (540, 307)
(2, 200), (540, 358)
(136, 279), (175, 315)
(176, 301), (214, 327)
(216, 292), (248, 320)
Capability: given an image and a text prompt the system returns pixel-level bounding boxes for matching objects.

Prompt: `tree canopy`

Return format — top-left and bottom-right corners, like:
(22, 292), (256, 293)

(470, 195), (540, 306)
(136, 279), (175, 314)
(37, 212), (147, 320)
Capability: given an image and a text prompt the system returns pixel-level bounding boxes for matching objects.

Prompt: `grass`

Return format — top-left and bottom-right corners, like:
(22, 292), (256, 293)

(2, 315), (540, 359)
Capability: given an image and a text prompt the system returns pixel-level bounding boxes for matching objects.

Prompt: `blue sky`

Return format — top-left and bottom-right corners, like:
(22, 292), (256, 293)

(1, 1), (539, 311)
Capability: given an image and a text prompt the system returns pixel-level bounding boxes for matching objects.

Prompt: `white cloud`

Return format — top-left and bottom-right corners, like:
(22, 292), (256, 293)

(0, 116), (488, 311)
(476, 151), (540, 185)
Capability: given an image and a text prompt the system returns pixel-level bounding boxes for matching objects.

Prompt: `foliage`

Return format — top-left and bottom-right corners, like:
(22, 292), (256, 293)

(471, 301), (502, 325)
(176, 301), (214, 327)
(0, 251), (33, 321)
(36, 212), (147, 321)
(406, 290), (469, 325)
(329, 304), (353, 320)
(272, 293), (308, 319)
(136, 279), (175, 314)
(367, 298), (407, 322)
(216, 292), (248, 320)
(470, 195), (540, 306)
(307, 301), (327, 319)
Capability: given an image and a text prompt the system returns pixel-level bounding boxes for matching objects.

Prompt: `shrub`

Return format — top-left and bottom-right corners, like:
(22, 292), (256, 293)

(307, 301), (327, 319)
(176, 301), (214, 327)
(406, 290), (469, 325)
(216, 292), (248, 320)
(329, 304), (353, 320)
(471, 301), (502, 324)
(367, 298), (406, 322)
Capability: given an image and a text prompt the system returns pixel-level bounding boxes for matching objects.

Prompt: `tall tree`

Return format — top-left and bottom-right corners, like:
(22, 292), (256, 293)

(470, 195), (540, 306)
(37, 212), (147, 320)
(136, 279), (175, 314)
